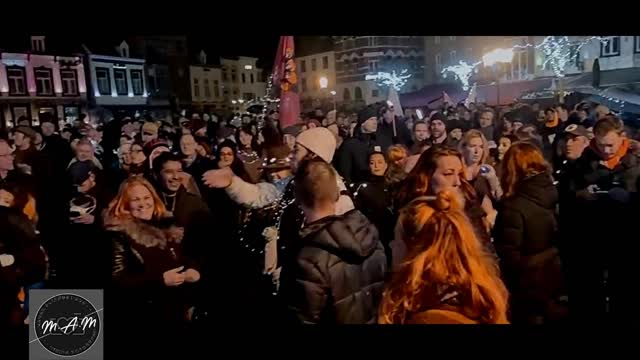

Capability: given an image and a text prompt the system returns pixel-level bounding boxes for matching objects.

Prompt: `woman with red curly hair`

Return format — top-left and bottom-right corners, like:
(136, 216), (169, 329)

(494, 141), (565, 324)
(379, 190), (509, 324)
(392, 146), (494, 269)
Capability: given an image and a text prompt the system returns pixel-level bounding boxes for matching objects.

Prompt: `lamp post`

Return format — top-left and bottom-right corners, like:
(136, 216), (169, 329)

(482, 48), (514, 106)
(319, 76), (329, 111)
(330, 90), (337, 113)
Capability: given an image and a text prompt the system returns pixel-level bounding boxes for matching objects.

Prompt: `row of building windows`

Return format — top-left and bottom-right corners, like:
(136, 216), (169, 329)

(193, 78), (221, 99)
(3, 66), (79, 96)
(335, 37), (423, 51)
(95, 67), (144, 96)
(300, 56), (330, 73)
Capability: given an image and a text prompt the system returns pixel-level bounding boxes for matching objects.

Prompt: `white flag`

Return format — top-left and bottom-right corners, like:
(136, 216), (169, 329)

(387, 87), (404, 118)
(464, 83), (477, 108)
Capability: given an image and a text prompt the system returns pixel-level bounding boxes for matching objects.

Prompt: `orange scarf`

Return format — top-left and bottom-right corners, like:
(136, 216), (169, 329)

(591, 137), (629, 170)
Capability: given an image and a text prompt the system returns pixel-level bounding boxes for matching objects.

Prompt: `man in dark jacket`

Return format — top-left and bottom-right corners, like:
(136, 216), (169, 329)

(280, 159), (386, 324)
(40, 115), (73, 169)
(376, 102), (412, 149)
(56, 160), (111, 289)
(554, 124), (590, 277)
(179, 133), (214, 194)
(568, 115), (640, 322)
(336, 106), (386, 184)
(152, 152), (213, 264)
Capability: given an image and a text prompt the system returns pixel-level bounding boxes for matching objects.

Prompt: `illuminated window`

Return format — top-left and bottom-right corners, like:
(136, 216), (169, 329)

(61, 70), (78, 95)
(96, 67), (111, 95)
(35, 68), (53, 95)
(601, 36), (620, 57)
(114, 69), (128, 95)
(8, 67), (27, 95)
(204, 79), (211, 98)
(130, 70), (144, 95)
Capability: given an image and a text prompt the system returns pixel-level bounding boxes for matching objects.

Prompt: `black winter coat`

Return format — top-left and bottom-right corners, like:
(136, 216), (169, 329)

(106, 215), (199, 325)
(55, 186), (111, 289)
(377, 116), (411, 149)
(493, 173), (564, 323)
(279, 210), (386, 324)
(336, 132), (383, 184)
(158, 186), (213, 267)
(352, 175), (395, 264)
(0, 206), (46, 330)
(183, 155), (215, 194)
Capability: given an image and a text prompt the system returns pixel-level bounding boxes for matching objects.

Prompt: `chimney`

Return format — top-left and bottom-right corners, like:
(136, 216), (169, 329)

(31, 36), (45, 53)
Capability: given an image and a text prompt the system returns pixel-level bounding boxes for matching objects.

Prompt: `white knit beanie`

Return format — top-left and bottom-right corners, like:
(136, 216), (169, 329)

(296, 127), (337, 163)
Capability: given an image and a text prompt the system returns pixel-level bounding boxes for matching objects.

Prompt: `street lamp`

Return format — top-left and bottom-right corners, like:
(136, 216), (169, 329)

(482, 48), (514, 106)
(238, 99), (245, 104)
(329, 90), (337, 112)
(231, 100), (237, 104)
(319, 76), (328, 89)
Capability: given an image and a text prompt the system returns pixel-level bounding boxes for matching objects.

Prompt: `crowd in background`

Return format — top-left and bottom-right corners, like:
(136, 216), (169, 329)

(1, 96), (638, 353)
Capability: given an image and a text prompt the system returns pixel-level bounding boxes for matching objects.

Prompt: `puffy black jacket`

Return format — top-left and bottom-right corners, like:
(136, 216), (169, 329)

(335, 132), (383, 184)
(493, 173), (564, 323)
(280, 210), (386, 324)
(377, 116), (411, 149)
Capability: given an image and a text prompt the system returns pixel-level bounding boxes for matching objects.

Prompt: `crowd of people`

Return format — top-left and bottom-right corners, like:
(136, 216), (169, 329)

(1, 97), (637, 352)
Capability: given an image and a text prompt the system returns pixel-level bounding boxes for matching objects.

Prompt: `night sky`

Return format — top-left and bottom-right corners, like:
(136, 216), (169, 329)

(0, 34), (282, 69)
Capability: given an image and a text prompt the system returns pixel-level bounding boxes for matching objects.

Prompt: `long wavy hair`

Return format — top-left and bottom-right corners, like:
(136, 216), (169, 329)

(379, 190), (509, 324)
(396, 145), (476, 210)
(105, 176), (168, 222)
(500, 141), (551, 199)
(458, 129), (490, 166)
(385, 144), (408, 185)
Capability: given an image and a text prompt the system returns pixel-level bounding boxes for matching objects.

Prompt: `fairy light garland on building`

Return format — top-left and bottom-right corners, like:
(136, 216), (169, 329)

(513, 36), (610, 78)
(365, 69), (412, 91)
(442, 36), (611, 90)
(441, 61), (482, 91)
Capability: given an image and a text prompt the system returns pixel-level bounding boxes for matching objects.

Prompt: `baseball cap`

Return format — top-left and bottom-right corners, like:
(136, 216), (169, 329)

(564, 124), (589, 138)
(68, 160), (96, 185)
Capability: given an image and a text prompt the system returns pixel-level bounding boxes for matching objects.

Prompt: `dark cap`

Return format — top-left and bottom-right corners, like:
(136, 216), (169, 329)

(358, 106), (378, 124)
(368, 145), (385, 159)
(282, 124), (304, 137)
(564, 124), (589, 138)
(430, 112), (447, 123)
(68, 160), (96, 185)
(259, 145), (292, 170)
(15, 126), (37, 141)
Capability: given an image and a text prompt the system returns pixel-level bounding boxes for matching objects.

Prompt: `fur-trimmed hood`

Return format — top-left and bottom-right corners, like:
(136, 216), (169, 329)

(103, 212), (183, 249)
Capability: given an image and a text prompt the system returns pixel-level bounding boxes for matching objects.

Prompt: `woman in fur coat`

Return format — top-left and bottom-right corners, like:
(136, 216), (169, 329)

(104, 177), (201, 351)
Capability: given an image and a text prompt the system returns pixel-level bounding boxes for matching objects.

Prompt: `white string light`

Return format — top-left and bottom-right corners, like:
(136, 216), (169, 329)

(365, 69), (412, 91)
(514, 36), (609, 78)
(441, 61), (482, 91)
(442, 36), (610, 90)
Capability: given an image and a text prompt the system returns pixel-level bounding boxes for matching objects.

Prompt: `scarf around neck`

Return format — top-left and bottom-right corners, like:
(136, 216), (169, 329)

(591, 137), (629, 170)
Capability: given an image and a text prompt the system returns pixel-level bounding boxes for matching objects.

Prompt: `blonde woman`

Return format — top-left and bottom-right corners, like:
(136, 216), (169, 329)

(458, 130), (501, 227)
